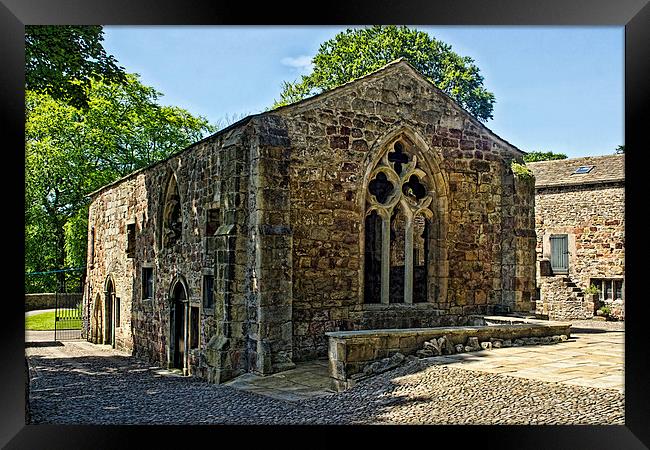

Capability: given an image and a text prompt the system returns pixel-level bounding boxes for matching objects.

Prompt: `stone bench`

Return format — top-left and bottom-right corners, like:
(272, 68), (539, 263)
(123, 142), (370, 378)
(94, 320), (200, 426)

(325, 316), (571, 390)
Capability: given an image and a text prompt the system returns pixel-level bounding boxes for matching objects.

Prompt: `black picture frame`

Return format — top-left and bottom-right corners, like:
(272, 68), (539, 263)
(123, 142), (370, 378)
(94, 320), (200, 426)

(4, 0), (649, 447)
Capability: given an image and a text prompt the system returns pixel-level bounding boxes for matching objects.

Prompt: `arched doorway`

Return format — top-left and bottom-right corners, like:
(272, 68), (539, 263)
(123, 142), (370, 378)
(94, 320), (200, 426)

(104, 277), (116, 347)
(92, 293), (102, 344)
(169, 279), (189, 374)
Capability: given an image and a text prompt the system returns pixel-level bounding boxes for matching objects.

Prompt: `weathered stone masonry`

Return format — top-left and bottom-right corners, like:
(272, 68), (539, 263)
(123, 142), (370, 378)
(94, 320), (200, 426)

(83, 59), (537, 382)
(529, 155), (624, 320)
(274, 63), (536, 360)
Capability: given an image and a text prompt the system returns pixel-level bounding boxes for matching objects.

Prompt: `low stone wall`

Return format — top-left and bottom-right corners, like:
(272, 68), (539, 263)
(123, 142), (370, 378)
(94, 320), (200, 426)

(601, 299), (624, 321)
(25, 293), (83, 311)
(326, 317), (571, 390)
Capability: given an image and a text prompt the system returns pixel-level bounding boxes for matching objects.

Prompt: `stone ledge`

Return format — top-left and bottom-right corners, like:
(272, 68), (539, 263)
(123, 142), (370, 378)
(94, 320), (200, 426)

(327, 317), (572, 391)
(483, 315), (571, 327)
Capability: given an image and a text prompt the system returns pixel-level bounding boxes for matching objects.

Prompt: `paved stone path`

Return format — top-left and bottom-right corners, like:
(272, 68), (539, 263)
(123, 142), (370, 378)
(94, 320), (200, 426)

(224, 359), (335, 401)
(26, 320), (624, 425)
(419, 319), (624, 391)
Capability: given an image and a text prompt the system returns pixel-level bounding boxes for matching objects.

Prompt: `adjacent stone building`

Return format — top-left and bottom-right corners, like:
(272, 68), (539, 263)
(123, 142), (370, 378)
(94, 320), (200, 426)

(528, 154), (625, 320)
(82, 59), (537, 383)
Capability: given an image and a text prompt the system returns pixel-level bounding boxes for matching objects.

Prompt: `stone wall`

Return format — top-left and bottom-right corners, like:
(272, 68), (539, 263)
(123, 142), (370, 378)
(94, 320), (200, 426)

(84, 131), (241, 375)
(511, 176), (537, 312)
(85, 118), (298, 383)
(275, 62), (536, 361)
(534, 182), (624, 319)
(202, 125), (252, 382)
(537, 276), (595, 320)
(244, 116), (296, 375)
(25, 293), (83, 311)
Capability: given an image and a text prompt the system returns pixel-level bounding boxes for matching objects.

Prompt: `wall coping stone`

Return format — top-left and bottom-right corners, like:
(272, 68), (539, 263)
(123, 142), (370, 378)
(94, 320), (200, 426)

(327, 315), (572, 391)
(325, 315), (571, 339)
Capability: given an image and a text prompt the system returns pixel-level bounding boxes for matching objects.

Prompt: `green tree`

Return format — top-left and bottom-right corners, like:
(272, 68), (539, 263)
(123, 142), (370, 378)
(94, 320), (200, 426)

(273, 26), (496, 122)
(25, 25), (127, 109)
(523, 151), (568, 163)
(25, 75), (215, 290)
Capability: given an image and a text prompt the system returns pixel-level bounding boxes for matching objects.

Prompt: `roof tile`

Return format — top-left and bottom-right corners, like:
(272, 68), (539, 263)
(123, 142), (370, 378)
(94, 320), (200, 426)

(527, 154), (624, 188)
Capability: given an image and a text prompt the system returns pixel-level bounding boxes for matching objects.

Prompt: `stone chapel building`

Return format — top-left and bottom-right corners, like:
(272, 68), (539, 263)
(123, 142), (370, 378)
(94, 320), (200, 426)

(82, 59), (537, 383)
(528, 154), (625, 320)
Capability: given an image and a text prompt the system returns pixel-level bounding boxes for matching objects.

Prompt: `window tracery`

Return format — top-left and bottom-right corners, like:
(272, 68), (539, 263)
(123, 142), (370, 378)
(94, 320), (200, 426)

(364, 138), (435, 304)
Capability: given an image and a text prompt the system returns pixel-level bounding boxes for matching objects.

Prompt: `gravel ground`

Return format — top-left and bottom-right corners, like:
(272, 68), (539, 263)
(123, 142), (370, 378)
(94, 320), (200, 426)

(27, 341), (624, 425)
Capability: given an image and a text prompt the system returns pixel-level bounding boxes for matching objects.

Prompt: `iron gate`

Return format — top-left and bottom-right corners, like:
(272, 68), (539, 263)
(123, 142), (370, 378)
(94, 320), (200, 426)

(54, 288), (83, 341)
(25, 267), (85, 341)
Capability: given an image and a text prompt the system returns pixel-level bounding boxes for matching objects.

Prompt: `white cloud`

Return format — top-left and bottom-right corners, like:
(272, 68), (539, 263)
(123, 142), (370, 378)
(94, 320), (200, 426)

(281, 55), (314, 75)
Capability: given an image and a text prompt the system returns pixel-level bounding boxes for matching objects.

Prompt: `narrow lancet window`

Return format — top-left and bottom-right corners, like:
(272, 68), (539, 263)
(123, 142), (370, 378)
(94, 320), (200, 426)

(162, 174), (182, 248)
(364, 210), (383, 303)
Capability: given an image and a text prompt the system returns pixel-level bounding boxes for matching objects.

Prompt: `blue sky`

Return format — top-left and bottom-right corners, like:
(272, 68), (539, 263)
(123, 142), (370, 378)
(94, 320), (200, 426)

(102, 26), (624, 158)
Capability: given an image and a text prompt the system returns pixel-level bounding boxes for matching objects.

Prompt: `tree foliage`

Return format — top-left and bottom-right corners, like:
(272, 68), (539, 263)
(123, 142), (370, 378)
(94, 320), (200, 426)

(522, 151), (568, 163)
(273, 26), (496, 122)
(25, 25), (127, 109)
(25, 75), (215, 289)
(511, 161), (535, 184)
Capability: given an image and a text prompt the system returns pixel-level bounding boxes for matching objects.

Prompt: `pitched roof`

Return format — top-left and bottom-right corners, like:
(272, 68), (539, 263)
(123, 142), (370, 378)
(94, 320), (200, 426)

(527, 154), (625, 189)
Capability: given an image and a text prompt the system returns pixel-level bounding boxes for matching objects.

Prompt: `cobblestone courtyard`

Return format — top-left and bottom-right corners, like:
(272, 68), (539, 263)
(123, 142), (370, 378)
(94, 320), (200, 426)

(26, 320), (624, 425)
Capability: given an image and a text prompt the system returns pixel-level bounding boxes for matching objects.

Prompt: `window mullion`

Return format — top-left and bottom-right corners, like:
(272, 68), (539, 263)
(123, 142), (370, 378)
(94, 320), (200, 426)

(404, 211), (414, 304)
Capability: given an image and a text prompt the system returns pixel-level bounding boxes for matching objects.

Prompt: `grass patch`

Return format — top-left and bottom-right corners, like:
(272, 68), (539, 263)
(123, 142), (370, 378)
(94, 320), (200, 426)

(25, 310), (81, 331)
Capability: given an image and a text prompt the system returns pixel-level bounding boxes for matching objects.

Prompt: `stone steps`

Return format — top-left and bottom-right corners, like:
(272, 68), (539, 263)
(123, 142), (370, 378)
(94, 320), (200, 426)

(560, 275), (585, 300)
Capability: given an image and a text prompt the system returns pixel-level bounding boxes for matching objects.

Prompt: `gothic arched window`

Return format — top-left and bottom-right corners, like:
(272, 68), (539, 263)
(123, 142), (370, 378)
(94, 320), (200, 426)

(364, 138), (435, 304)
(162, 173), (183, 248)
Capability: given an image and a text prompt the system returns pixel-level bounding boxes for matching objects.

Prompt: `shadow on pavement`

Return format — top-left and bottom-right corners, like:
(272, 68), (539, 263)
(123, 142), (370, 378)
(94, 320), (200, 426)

(570, 327), (624, 334)
(25, 341), (64, 348)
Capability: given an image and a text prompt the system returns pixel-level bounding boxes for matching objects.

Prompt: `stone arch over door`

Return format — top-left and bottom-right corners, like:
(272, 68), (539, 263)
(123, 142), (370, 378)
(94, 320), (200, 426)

(168, 275), (190, 375)
(359, 126), (449, 306)
(103, 275), (116, 347)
